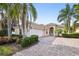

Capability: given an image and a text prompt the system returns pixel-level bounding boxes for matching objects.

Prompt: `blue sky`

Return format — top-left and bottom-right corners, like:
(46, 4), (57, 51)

(33, 3), (74, 25)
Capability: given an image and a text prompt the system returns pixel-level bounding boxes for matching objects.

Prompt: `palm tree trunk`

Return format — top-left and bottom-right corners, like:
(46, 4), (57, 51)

(22, 12), (26, 38)
(30, 14), (32, 29)
(21, 4), (26, 38)
(22, 15), (25, 38)
(29, 14), (32, 36)
(67, 17), (71, 34)
(64, 19), (67, 33)
(7, 18), (11, 39)
(18, 16), (22, 35)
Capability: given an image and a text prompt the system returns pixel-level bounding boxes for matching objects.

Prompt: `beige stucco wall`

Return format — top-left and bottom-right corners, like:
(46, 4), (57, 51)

(44, 23), (57, 36)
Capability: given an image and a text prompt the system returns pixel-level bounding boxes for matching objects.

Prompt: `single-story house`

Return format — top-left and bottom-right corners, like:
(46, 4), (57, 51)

(13, 22), (64, 37)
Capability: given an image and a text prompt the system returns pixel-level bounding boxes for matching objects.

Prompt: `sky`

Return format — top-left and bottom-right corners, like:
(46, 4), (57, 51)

(33, 3), (74, 25)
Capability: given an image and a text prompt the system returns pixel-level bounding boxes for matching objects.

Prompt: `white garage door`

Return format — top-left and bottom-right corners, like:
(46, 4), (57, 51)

(26, 29), (44, 37)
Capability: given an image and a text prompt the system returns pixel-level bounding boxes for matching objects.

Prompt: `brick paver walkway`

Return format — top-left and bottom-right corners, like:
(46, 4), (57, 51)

(13, 36), (79, 56)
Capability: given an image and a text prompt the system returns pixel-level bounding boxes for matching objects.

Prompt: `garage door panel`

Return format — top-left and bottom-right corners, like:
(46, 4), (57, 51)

(27, 29), (43, 37)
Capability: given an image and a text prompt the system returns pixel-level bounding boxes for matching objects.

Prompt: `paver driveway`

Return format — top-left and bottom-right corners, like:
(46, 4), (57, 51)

(13, 36), (79, 56)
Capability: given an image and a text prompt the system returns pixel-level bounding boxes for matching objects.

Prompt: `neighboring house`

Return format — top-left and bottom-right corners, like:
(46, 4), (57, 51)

(75, 21), (79, 33)
(13, 22), (64, 37)
(72, 21), (79, 33)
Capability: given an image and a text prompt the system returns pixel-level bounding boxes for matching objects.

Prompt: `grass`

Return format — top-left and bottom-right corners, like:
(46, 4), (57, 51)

(0, 46), (13, 56)
(0, 43), (22, 56)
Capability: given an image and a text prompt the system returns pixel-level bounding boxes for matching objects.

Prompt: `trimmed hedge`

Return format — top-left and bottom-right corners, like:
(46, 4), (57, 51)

(62, 33), (79, 38)
(30, 35), (38, 44)
(21, 35), (38, 48)
(21, 37), (30, 48)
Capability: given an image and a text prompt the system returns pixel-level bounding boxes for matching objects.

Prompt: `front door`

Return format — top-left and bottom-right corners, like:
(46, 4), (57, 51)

(49, 27), (54, 36)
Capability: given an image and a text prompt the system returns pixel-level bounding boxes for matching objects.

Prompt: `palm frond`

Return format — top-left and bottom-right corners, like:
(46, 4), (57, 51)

(29, 3), (37, 22)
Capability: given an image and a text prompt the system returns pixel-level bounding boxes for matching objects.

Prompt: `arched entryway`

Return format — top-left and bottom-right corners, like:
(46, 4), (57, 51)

(49, 27), (54, 36)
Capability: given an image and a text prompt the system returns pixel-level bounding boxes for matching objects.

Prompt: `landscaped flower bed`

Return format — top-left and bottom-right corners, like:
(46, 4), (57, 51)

(0, 34), (23, 45)
(0, 35), (39, 56)
(0, 36), (16, 45)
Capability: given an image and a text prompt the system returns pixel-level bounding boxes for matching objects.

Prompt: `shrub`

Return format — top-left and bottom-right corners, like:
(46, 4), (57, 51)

(20, 35), (38, 48)
(0, 29), (8, 36)
(30, 35), (38, 44)
(62, 32), (79, 38)
(21, 37), (30, 48)
(12, 34), (22, 38)
(0, 46), (13, 56)
(55, 29), (63, 37)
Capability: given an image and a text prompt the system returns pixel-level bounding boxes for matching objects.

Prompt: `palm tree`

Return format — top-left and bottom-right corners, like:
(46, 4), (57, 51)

(22, 3), (37, 35)
(57, 4), (74, 33)
(9, 3), (37, 38)
(21, 3), (27, 38)
(0, 3), (12, 39)
(10, 3), (22, 35)
(0, 3), (37, 39)
(73, 4), (79, 31)
(28, 3), (37, 36)
(73, 4), (79, 15)
(0, 3), (20, 39)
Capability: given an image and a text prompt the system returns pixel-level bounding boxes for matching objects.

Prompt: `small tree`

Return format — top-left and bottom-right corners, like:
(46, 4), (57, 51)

(55, 28), (63, 36)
